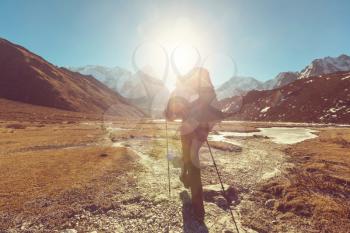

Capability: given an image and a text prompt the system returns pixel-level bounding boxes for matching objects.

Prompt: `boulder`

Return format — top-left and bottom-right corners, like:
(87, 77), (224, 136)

(203, 184), (239, 208)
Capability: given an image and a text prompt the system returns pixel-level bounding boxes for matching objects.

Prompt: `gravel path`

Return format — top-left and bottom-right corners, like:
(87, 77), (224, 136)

(63, 125), (291, 233)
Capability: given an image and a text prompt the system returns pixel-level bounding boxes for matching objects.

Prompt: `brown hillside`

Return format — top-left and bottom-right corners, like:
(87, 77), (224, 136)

(0, 38), (144, 117)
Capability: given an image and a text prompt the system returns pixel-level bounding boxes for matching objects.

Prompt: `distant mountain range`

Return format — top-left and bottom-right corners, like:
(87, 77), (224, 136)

(69, 66), (169, 117)
(2, 36), (348, 123)
(0, 38), (144, 117)
(72, 54), (350, 103)
(68, 65), (132, 94)
(67, 54), (350, 123)
(219, 71), (350, 123)
(216, 54), (350, 100)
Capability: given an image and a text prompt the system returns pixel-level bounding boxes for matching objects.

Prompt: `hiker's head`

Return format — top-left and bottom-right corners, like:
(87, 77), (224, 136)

(164, 96), (190, 120)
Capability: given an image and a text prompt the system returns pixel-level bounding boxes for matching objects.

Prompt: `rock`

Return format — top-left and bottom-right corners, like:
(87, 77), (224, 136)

(265, 199), (276, 209)
(147, 218), (153, 224)
(61, 229), (77, 233)
(203, 184), (239, 205)
(86, 204), (99, 212)
(20, 221), (31, 230)
(106, 210), (114, 216)
(253, 134), (269, 139)
(215, 196), (228, 208)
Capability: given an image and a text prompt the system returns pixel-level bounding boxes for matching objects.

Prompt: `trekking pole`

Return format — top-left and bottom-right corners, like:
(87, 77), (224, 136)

(165, 119), (171, 197)
(206, 140), (240, 233)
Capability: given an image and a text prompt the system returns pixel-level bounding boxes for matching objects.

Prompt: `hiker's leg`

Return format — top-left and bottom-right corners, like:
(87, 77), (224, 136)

(189, 138), (205, 220)
(189, 138), (203, 169)
(189, 163), (205, 221)
(180, 134), (192, 187)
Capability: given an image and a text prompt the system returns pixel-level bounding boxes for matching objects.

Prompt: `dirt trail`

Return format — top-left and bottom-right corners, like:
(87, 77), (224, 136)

(64, 123), (296, 233)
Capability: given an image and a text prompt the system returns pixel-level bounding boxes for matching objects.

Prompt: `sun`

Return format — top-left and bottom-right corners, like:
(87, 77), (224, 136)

(136, 17), (212, 87)
(171, 43), (201, 76)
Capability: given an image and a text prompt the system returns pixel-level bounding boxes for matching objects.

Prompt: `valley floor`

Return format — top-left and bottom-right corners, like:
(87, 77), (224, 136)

(0, 119), (349, 232)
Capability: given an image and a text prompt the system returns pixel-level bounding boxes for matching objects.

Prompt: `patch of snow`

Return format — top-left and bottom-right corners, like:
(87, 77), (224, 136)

(328, 108), (337, 113)
(260, 106), (270, 113)
(328, 106), (346, 113)
(223, 102), (234, 112)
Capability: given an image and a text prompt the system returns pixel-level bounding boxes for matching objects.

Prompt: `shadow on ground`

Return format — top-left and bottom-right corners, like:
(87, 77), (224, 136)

(180, 191), (209, 233)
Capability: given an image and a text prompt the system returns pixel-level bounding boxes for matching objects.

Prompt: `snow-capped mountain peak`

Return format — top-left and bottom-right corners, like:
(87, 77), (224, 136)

(216, 76), (262, 100)
(68, 65), (132, 93)
(273, 72), (299, 88)
(299, 54), (350, 79)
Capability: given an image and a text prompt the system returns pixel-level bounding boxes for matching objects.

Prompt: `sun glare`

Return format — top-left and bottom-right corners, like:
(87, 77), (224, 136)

(171, 43), (200, 76)
(137, 17), (212, 86)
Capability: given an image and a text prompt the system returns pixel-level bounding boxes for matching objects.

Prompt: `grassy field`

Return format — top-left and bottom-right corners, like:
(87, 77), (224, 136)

(0, 119), (349, 232)
(256, 128), (350, 232)
(0, 123), (139, 230)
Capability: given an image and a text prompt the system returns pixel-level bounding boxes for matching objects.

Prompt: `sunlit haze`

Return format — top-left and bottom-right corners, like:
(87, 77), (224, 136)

(1, 0), (350, 86)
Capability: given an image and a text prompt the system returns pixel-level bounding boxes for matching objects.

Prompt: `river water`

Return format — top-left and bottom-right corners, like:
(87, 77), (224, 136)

(209, 127), (318, 144)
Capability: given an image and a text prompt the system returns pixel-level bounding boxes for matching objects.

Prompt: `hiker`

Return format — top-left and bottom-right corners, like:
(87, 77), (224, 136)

(165, 67), (224, 221)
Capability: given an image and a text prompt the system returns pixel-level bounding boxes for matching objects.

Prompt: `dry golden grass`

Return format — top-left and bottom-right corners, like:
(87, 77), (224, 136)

(214, 122), (259, 132)
(0, 123), (139, 229)
(261, 128), (350, 232)
(0, 98), (104, 123)
(0, 123), (104, 154)
(0, 146), (135, 211)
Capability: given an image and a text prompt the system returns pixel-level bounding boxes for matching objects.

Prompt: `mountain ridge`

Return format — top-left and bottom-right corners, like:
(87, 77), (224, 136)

(216, 54), (350, 99)
(219, 71), (350, 123)
(0, 38), (145, 117)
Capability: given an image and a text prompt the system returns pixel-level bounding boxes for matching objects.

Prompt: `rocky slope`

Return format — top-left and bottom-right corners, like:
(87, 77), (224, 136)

(0, 38), (144, 117)
(271, 72), (299, 88)
(220, 71), (350, 123)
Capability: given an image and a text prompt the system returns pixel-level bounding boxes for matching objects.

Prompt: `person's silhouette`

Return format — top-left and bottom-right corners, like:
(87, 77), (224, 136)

(165, 67), (224, 221)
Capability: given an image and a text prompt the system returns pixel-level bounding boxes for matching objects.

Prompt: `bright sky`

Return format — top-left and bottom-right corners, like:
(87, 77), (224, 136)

(1, 0), (350, 86)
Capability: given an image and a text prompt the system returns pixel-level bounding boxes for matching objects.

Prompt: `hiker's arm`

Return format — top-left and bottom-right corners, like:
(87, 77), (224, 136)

(164, 95), (190, 121)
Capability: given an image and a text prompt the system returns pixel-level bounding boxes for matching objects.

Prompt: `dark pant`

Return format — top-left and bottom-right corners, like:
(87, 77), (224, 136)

(181, 132), (205, 219)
